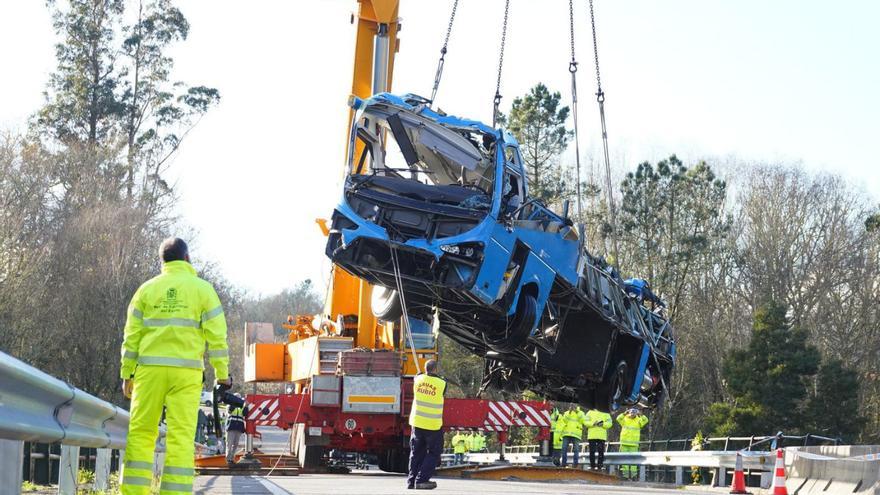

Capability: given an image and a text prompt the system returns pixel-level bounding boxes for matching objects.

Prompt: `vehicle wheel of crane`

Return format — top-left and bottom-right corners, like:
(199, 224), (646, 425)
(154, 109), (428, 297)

(483, 292), (536, 353)
(378, 448), (409, 473)
(292, 425), (323, 470)
(371, 285), (402, 321)
(598, 361), (629, 413)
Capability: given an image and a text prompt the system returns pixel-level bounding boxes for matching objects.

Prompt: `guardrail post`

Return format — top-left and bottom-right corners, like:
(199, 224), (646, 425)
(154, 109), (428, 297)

(94, 448), (112, 491)
(58, 445), (80, 495)
(713, 467), (727, 487)
(639, 464), (646, 482)
(675, 466), (683, 485)
(0, 439), (24, 495)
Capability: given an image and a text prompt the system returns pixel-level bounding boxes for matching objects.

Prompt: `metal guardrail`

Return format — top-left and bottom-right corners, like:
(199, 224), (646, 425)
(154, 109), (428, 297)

(448, 450), (774, 470)
(0, 350), (130, 494)
(0, 350), (129, 449)
(490, 433), (840, 456)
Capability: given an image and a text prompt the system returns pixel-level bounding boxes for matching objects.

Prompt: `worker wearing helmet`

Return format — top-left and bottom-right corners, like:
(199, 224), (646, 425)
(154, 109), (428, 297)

(585, 408), (613, 470)
(560, 405), (588, 467)
(451, 431), (467, 465)
(476, 432), (487, 452)
(616, 408), (649, 480)
(408, 359), (446, 490)
(120, 238), (230, 494)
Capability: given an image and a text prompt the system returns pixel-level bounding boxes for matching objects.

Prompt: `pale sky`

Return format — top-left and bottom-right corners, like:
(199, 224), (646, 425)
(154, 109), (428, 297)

(2, 1), (878, 295)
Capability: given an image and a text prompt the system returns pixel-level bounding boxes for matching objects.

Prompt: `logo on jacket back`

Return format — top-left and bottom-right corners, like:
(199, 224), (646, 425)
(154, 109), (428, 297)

(166, 288), (177, 300)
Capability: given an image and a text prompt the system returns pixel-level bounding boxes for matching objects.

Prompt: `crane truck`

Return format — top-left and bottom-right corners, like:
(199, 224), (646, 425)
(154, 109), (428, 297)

(222, 0), (553, 473)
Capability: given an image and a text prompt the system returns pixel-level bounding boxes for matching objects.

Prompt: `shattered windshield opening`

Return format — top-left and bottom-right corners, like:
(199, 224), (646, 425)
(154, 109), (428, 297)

(353, 107), (496, 209)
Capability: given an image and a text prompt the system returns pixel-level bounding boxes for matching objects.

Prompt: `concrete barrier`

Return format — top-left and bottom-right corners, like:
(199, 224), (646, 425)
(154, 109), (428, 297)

(788, 446), (880, 494)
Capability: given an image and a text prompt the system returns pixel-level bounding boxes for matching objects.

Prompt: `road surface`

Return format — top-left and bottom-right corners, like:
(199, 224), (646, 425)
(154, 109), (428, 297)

(194, 472), (721, 494)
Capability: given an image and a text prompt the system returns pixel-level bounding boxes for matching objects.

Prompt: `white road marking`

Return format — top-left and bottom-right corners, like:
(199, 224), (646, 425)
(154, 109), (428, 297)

(256, 476), (292, 495)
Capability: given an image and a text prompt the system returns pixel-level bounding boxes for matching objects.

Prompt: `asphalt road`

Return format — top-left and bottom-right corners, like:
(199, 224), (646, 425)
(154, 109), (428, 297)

(194, 472), (721, 495)
(254, 426), (291, 454)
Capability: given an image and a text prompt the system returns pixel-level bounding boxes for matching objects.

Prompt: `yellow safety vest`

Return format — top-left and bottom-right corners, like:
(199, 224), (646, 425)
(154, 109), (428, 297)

(120, 260), (229, 380)
(409, 374), (446, 430)
(616, 413), (649, 446)
(452, 433), (467, 454)
(585, 410), (612, 440)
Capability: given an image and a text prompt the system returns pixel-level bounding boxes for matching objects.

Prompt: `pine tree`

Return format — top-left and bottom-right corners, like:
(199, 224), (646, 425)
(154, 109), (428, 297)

(505, 83), (572, 207)
(707, 301), (820, 436)
(805, 359), (864, 441)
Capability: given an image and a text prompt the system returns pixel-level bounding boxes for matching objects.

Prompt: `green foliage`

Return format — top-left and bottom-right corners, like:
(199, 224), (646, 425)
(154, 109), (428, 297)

(37, 0), (220, 199)
(617, 156), (730, 318)
(707, 301), (820, 436)
(805, 358), (865, 442)
(866, 212), (880, 233)
(505, 83), (572, 206)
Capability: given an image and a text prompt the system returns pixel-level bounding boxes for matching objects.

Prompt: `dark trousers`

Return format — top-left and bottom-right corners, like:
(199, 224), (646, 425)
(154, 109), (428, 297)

(408, 427), (443, 486)
(588, 439), (606, 469)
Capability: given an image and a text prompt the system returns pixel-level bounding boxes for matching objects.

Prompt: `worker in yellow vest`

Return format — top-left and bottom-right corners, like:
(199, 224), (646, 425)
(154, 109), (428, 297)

(585, 409), (613, 470)
(465, 431), (476, 457)
(560, 405), (588, 467)
(451, 430), (467, 465)
(469, 431), (485, 453)
(407, 359), (446, 490)
(616, 408), (649, 479)
(550, 408), (565, 465)
(120, 238), (229, 495)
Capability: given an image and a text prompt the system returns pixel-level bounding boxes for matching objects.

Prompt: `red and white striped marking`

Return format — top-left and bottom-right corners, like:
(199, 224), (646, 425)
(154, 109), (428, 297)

(772, 448), (789, 495)
(247, 398), (281, 426)
(483, 401), (551, 431)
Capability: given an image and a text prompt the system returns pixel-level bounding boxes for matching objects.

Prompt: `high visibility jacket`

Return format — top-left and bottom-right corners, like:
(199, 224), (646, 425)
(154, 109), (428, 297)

(476, 433), (486, 450)
(552, 419), (565, 449)
(227, 406), (246, 433)
(465, 434), (476, 452)
(409, 373), (446, 430)
(550, 409), (565, 448)
(120, 261), (229, 380)
(616, 413), (649, 446)
(452, 433), (467, 454)
(561, 409), (587, 440)
(585, 410), (613, 440)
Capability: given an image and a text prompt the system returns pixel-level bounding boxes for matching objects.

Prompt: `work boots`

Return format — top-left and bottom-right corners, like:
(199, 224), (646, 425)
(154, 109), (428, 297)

(415, 481), (437, 490)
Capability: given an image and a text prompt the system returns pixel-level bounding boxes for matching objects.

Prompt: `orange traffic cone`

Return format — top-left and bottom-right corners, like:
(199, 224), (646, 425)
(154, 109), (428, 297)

(729, 451), (750, 494)
(771, 448), (788, 495)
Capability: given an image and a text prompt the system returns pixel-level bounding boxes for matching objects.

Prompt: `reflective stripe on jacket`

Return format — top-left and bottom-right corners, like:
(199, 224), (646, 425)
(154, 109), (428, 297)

(585, 410), (613, 440)
(616, 413), (649, 446)
(409, 374), (446, 430)
(120, 260), (229, 380)
(562, 409), (587, 440)
(227, 407), (246, 432)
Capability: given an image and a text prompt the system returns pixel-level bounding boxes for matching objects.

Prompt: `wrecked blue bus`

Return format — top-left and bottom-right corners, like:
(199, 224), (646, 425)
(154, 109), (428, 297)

(325, 93), (674, 412)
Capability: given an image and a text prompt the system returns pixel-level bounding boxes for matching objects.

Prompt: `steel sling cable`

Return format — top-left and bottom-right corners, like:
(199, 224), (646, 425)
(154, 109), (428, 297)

(429, 0), (460, 104)
(568, 0), (584, 220)
(492, 0), (511, 128)
(390, 246), (422, 375)
(588, 0), (619, 262)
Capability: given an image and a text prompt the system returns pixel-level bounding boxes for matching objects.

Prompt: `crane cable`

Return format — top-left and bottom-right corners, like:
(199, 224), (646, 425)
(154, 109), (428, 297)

(429, 0), (460, 104)
(492, 0), (511, 127)
(568, 0), (583, 221)
(588, 0), (618, 263)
